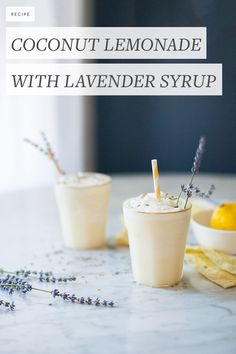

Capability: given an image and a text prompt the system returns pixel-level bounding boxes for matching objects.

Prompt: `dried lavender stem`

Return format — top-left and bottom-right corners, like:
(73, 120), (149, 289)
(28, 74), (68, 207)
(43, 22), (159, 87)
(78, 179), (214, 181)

(47, 150), (64, 175)
(184, 196), (189, 209)
(184, 183), (194, 209)
(176, 192), (182, 207)
(0, 268), (76, 283)
(0, 284), (17, 287)
(0, 283), (114, 307)
(24, 132), (65, 176)
(31, 287), (51, 294)
(176, 173), (195, 207)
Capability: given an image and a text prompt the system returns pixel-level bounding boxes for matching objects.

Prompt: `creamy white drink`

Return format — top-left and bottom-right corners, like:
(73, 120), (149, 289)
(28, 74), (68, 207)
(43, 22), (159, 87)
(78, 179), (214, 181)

(55, 173), (111, 250)
(123, 192), (191, 287)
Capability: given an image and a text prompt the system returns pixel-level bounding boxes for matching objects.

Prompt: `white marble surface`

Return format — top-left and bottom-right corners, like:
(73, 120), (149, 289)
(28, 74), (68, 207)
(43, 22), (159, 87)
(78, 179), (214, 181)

(0, 173), (236, 354)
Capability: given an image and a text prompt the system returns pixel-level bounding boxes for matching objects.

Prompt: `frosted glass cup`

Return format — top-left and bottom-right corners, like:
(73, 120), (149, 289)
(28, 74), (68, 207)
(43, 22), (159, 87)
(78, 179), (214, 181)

(55, 173), (111, 250)
(123, 201), (191, 287)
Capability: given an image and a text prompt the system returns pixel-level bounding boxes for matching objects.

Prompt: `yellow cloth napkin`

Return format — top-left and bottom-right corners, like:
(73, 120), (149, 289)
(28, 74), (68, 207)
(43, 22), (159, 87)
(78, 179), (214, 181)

(202, 248), (236, 275)
(115, 228), (129, 246)
(185, 247), (236, 288)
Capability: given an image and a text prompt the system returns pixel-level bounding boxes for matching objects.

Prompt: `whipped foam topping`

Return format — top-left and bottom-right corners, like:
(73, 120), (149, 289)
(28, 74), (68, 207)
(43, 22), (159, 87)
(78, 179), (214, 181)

(58, 172), (111, 187)
(125, 192), (186, 212)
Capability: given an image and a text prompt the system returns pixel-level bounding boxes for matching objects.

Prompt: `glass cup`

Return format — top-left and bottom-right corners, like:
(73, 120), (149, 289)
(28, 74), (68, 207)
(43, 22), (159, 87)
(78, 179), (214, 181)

(123, 200), (191, 287)
(55, 173), (111, 250)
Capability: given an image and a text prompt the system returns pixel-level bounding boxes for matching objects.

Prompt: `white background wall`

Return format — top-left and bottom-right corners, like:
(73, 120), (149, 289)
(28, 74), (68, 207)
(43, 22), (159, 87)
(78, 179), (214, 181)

(0, 0), (94, 193)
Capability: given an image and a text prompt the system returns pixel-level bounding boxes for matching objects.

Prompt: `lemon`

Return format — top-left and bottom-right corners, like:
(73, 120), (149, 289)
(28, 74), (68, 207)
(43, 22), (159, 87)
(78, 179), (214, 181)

(211, 203), (236, 231)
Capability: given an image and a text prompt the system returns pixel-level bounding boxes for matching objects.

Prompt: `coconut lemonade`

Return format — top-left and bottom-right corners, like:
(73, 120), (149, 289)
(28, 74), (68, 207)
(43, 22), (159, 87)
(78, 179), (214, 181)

(124, 192), (191, 287)
(55, 173), (111, 249)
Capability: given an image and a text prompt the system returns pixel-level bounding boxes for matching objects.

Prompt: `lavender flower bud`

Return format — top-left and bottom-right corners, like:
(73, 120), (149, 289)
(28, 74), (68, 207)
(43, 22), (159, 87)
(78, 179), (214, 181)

(0, 276), (32, 294)
(0, 299), (15, 311)
(79, 297), (85, 304)
(51, 289), (60, 298)
(181, 183), (216, 200)
(86, 297), (92, 305)
(24, 132), (65, 175)
(70, 294), (77, 303)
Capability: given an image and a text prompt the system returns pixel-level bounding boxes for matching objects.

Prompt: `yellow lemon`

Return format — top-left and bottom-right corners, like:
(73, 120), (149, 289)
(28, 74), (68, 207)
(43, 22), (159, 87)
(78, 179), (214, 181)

(211, 203), (236, 231)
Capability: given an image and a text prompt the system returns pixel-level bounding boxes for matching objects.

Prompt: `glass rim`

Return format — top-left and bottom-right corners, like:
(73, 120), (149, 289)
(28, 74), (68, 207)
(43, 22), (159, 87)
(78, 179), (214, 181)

(55, 173), (112, 189)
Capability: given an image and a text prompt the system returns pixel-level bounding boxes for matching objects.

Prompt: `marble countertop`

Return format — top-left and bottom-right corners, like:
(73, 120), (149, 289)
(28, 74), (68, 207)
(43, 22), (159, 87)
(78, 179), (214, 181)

(0, 173), (236, 354)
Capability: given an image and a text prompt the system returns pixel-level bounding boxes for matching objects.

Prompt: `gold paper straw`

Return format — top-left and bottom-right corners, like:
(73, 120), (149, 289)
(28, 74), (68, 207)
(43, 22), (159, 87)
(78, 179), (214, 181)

(151, 159), (161, 199)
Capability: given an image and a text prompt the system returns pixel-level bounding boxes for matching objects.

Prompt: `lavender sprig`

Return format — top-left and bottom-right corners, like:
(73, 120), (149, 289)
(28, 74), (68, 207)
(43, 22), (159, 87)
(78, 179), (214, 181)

(24, 131), (65, 175)
(194, 184), (215, 199)
(0, 277), (114, 308)
(0, 269), (52, 277)
(51, 289), (114, 307)
(178, 136), (206, 208)
(15, 270), (53, 277)
(0, 299), (15, 311)
(0, 269), (76, 283)
(38, 275), (76, 283)
(190, 136), (206, 178)
(181, 184), (215, 200)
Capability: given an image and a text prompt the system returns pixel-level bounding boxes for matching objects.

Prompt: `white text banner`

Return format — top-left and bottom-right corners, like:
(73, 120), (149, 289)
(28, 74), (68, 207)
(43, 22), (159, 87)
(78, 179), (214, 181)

(6, 27), (206, 59)
(6, 63), (222, 96)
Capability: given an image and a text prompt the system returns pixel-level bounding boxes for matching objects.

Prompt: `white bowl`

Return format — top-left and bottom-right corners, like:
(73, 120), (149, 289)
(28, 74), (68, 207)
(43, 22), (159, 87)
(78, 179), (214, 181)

(191, 210), (236, 254)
